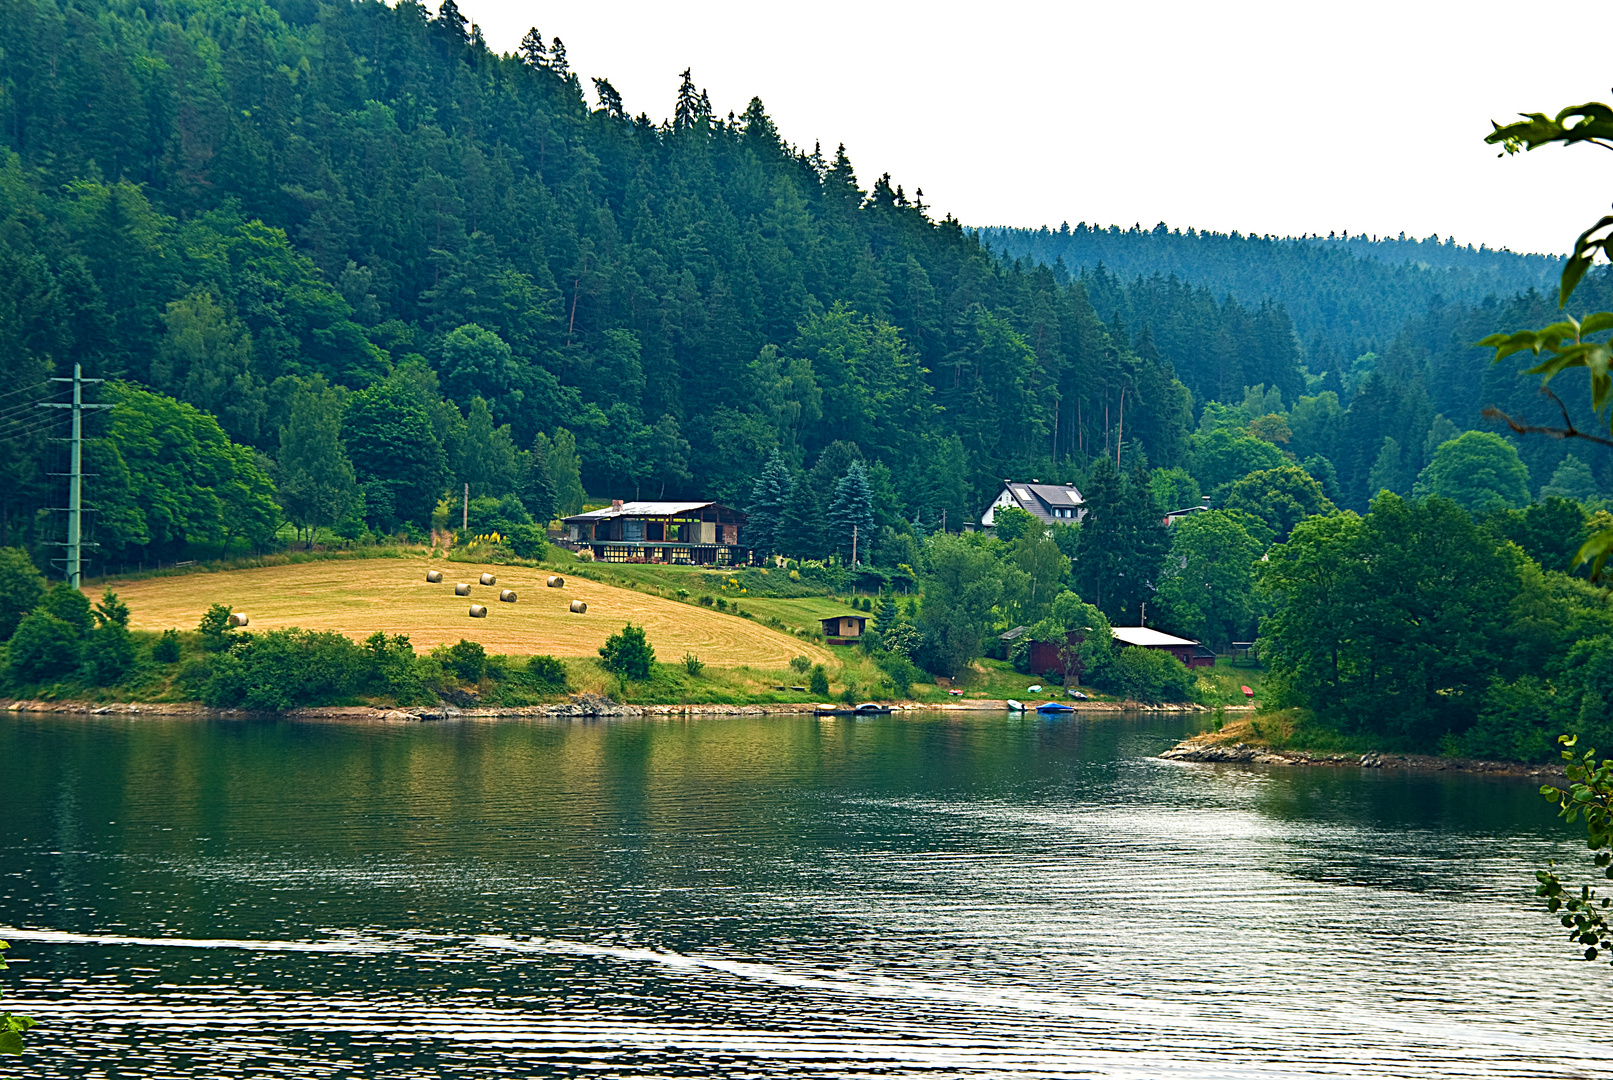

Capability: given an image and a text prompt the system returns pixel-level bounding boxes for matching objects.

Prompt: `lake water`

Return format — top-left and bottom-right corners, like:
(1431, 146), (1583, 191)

(0, 711), (1606, 1078)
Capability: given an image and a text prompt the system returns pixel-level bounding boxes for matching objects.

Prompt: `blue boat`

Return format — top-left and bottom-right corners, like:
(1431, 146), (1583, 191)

(1036, 701), (1076, 714)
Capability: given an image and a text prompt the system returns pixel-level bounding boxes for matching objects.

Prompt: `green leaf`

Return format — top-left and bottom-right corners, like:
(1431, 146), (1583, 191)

(0, 1029), (20, 1055)
(1562, 217), (1613, 305)
(1574, 526), (1613, 580)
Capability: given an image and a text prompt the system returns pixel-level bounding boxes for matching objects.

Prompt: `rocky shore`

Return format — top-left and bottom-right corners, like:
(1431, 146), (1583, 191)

(1159, 736), (1565, 779)
(4, 695), (1219, 721)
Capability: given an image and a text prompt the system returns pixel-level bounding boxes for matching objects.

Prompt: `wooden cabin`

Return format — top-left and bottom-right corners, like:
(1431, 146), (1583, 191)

(561, 500), (748, 565)
(821, 614), (867, 644)
(1110, 626), (1216, 668)
(1028, 625), (1215, 681)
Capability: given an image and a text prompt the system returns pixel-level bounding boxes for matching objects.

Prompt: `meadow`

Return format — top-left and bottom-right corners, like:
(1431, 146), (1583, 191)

(113, 557), (834, 669)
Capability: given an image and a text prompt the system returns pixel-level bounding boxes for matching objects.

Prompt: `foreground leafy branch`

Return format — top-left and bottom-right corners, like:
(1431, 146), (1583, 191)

(0, 941), (35, 1054)
(1538, 737), (1613, 965)
(1481, 103), (1613, 578)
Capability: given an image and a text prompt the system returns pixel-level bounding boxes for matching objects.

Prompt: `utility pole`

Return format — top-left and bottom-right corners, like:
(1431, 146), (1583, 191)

(40, 364), (110, 588)
(462, 482), (469, 531)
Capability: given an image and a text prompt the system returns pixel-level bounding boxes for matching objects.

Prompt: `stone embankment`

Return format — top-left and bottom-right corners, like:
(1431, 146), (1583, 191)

(1160, 737), (1564, 779)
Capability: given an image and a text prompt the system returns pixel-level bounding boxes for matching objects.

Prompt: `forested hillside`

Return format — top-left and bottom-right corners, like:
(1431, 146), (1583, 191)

(0, 0), (1196, 569)
(978, 222), (1561, 350)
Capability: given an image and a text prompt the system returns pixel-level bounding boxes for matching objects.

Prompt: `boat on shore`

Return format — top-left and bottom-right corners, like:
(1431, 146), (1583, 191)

(1036, 701), (1076, 714)
(1006, 700), (1026, 712)
(815, 703), (894, 717)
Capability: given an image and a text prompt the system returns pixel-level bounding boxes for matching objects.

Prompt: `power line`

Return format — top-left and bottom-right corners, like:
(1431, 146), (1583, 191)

(0, 379), (48, 403)
(0, 397), (52, 425)
(0, 416), (67, 443)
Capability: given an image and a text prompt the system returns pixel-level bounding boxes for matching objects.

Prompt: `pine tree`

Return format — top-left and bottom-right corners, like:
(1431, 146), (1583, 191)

(827, 460), (876, 564)
(519, 27), (546, 67)
(524, 445), (559, 525)
(778, 475), (826, 560)
(874, 592), (899, 634)
(434, 0), (468, 42)
(674, 69), (701, 131)
(593, 78), (624, 119)
(548, 37), (568, 76)
(745, 452), (790, 557)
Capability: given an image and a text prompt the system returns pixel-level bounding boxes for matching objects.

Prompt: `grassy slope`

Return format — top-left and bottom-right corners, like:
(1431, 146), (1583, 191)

(111, 556), (833, 669)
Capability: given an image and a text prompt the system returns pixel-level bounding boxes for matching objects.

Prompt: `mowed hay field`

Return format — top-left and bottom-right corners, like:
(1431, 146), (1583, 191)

(114, 559), (834, 668)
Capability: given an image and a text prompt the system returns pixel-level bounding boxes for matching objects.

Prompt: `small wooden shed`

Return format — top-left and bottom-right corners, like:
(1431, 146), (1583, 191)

(821, 614), (867, 643)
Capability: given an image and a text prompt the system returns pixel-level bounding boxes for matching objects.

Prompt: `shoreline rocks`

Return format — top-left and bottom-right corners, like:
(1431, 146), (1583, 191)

(3, 696), (1229, 723)
(1159, 737), (1564, 779)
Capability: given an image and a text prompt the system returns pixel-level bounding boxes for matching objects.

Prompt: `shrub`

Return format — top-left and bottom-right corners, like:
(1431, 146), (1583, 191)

(788, 655), (812, 674)
(505, 523), (548, 560)
(363, 631), (427, 703)
(683, 652), (704, 676)
(151, 629), (182, 663)
(881, 622), (920, 659)
(875, 652), (920, 697)
(6, 611), (81, 682)
(82, 625), (135, 686)
(808, 664), (830, 696)
(198, 603), (236, 652)
(0, 547), (45, 641)
(859, 597), (872, 612)
(38, 585), (92, 637)
(440, 638), (487, 683)
(1101, 646), (1195, 703)
(698, 595), (714, 606)
(600, 622), (655, 679)
(523, 655), (569, 690)
(203, 629), (365, 710)
(715, 597), (728, 610)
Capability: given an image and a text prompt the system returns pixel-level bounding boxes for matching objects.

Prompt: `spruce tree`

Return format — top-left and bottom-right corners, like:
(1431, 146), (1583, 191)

(745, 451), (790, 557)
(778, 476), (826, 560)
(433, 0), (468, 42)
(518, 27), (546, 66)
(524, 442), (559, 525)
(826, 460), (876, 564)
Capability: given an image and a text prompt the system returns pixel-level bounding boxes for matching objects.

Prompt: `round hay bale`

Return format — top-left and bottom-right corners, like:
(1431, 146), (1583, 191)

(426, 569), (444, 583)
(546, 575), (565, 588)
(228, 612), (249, 628)
(568, 599), (587, 614)
(454, 583), (471, 596)
(468, 604), (488, 618)
(499, 589), (517, 603)
(479, 572), (497, 586)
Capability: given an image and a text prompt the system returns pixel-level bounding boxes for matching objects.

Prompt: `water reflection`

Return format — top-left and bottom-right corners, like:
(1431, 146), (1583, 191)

(0, 712), (1601, 1077)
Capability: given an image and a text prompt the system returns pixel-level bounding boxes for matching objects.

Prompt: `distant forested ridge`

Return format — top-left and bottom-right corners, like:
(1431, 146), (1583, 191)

(0, 0), (1194, 566)
(977, 223), (1562, 351)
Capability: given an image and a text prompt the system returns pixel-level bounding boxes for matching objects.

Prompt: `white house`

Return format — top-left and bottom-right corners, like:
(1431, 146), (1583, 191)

(981, 482), (1085, 529)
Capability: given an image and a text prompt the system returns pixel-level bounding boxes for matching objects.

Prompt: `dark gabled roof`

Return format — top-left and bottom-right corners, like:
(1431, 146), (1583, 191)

(988, 482), (1085, 527)
(999, 625), (1029, 641)
(562, 501), (744, 523)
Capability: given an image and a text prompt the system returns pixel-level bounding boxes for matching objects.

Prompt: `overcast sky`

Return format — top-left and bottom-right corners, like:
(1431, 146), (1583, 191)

(463, 1), (1612, 256)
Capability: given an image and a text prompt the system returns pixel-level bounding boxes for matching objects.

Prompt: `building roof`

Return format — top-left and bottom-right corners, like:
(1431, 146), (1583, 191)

(1111, 626), (1200, 648)
(1164, 499), (1212, 524)
(821, 614), (867, 630)
(985, 482), (1084, 527)
(999, 625), (1029, 642)
(562, 501), (742, 523)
